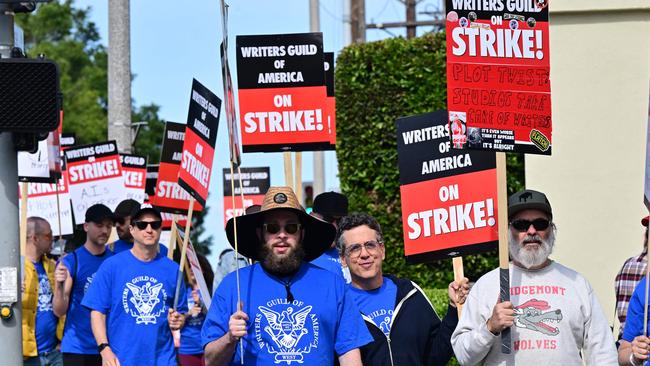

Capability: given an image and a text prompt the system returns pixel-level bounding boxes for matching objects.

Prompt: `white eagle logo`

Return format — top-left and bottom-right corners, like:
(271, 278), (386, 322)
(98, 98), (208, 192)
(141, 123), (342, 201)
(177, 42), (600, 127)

(125, 282), (164, 324)
(259, 305), (312, 349)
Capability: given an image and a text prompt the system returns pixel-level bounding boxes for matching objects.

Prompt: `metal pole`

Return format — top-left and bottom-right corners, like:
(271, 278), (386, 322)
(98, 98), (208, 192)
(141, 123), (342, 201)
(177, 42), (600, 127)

(0, 5), (26, 365)
(311, 0), (326, 196)
(108, 0), (133, 153)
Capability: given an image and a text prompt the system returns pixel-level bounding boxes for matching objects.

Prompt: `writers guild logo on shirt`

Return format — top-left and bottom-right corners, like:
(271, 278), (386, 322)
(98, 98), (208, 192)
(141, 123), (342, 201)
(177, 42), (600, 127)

(84, 273), (96, 295)
(513, 299), (563, 336)
(255, 299), (319, 364)
(122, 276), (167, 325)
(38, 276), (53, 312)
(368, 309), (393, 336)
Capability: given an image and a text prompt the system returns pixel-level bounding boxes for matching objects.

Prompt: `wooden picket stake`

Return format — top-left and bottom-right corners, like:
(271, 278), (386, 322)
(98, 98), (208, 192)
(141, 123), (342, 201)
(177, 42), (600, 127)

(283, 152), (293, 190)
(54, 178), (64, 245)
(495, 152), (511, 353)
(173, 198), (195, 310)
(229, 162), (244, 362)
(167, 214), (179, 259)
(452, 256), (464, 317)
(294, 152), (302, 203)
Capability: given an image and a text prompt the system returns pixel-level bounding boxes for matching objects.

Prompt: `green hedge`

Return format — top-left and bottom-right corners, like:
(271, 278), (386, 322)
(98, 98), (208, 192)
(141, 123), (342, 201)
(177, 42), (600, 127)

(425, 288), (460, 366)
(335, 32), (524, 288)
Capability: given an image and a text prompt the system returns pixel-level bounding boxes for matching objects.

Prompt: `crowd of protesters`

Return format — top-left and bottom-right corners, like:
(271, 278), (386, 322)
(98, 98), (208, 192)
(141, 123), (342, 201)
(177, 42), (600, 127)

(21, 187), (650, 366)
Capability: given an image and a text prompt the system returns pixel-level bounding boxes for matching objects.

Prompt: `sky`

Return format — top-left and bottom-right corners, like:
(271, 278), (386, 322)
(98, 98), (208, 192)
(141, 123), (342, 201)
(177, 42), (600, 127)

(72, 0), (442, 266)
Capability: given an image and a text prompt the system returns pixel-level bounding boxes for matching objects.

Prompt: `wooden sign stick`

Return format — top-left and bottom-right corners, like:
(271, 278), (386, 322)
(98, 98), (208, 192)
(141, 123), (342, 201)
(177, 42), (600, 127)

(173, 198), (195, 310)
(229, 162), (244, 362)
(452, 256), (464, 317)
(283, 152), (293, 191)
(167, 214), (179, 259)
(496, 152), (511, 353)
(19, 183), (28, 281)
(294, 152), (303, 204)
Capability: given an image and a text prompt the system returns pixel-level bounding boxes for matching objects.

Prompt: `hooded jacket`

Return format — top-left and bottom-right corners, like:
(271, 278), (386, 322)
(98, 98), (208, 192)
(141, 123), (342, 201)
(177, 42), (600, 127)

(358, 275), (458, 366)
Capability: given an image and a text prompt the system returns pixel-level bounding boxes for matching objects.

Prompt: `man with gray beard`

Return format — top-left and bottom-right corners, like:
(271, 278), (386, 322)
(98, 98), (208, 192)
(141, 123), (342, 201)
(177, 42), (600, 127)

(201, 187), (372, 366)
(451, 189), (618, 365)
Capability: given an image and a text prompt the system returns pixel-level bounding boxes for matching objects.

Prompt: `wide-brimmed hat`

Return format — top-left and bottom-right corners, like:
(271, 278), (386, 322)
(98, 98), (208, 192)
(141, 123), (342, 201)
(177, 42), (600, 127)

(508, 189), (553, 220)
(225, 186), (335, 261)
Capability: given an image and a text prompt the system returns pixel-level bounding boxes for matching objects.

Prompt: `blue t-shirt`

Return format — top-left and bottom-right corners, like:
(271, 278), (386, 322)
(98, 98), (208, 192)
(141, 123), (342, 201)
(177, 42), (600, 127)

(202, 262), (372, 365)
(61, 246), (113, 354)
(180, 287), (206, 355)
(348, 277), (397, 337)
(33, 261), (58, 354)
(111, 239), (168, 256)
(311, 248), (351, 283)
(82, 250), (187, 366)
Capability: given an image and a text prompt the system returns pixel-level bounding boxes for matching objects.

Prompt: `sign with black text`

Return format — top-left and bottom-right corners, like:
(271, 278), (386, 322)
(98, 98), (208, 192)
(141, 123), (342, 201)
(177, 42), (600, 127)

(446, 0), (551, 154)
(397, 111), (498, 262)
(222, 167), (270, 225)
(120, 154), (147, 203)
(178, 79), (221, 207)
(64, 141), (126, 224)
(19, 166), (74, 236)
(236, 32), (330, 152)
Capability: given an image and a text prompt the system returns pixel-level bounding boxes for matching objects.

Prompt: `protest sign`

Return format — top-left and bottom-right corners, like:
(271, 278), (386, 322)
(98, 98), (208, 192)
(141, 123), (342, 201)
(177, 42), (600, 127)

(18, 118), (63, 183)
(446, 0), (551, 154)
(145, 165), (158, 203)
(120, 154), (147, 203)
(397, 110), (498, 262)
(178, 79), (221, 207)
(152, 122), (203, 214)
(19, 166), (74, 236)
(223, 167), (270, 225)
(61, 133), (76, 148)
(64, 141), (126, 224)
(236, 32), (331, 152)
(324, 52), (336, 148)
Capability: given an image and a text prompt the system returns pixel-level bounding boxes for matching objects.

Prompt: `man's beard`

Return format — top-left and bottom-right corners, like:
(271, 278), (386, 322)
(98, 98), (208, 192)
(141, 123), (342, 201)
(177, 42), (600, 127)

(260, 243), (305, 276)
(508, 229), (555, 269)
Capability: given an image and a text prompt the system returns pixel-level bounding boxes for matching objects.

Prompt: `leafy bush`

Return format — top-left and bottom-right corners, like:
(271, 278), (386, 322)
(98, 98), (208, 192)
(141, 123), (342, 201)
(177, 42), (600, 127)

(335, 32), (524, 287)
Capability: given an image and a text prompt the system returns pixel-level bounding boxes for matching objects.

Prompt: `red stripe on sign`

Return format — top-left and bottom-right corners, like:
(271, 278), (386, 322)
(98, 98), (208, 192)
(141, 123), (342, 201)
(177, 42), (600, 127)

(67, 155), (122, 184)
(400, 168), (498, 256)
(178, 128), (215, 203)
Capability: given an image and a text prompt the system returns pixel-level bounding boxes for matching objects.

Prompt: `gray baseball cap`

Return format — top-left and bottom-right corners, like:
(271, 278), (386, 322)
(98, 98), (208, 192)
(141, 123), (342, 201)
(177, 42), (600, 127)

(508, 189), (553, 220)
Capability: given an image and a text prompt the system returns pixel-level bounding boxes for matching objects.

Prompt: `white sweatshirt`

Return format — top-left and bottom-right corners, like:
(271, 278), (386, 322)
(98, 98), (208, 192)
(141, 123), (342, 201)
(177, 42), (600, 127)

(451, 261), (618, 366)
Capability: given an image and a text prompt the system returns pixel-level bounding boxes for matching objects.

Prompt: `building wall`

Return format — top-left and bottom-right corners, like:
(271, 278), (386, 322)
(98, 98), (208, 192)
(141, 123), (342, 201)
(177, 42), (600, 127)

(526, 1), (650, 332)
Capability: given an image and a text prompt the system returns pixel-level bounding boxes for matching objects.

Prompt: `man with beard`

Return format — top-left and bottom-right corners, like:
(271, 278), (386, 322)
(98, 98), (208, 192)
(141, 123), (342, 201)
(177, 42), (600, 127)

(202, 187), (372, 366)
(53, 204), (115, 365)
(451, 189), (618, 365)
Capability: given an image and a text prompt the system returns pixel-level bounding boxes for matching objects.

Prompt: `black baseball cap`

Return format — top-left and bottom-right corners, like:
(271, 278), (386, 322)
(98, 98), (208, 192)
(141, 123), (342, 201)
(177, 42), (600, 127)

(313, 191), (348, 218)
(508, 189), (553, 220)
(114, 199), (141, 218)
(85, 204), (116, 224)
(131, 206), (162, 222)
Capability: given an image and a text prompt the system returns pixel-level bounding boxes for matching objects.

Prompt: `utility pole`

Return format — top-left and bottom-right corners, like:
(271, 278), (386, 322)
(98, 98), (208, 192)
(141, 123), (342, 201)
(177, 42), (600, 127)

(405, 0), (416, 38)
(0, 4), (26, 365)
(108, 0), (132, 153)
(350, 0), (366, 43)
(311, 0), (325, 196)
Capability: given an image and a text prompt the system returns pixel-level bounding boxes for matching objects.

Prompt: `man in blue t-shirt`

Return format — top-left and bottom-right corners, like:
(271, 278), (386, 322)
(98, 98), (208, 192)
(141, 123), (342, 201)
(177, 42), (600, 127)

(202, 187), (372, 366)
(82, 206), (186, 366)
(109, 199), (168, 256)
(23, 217), (64, 366)
(53, 203), (115, 366)
(618, 275), (650, 365)
(337, 213), (469, 366)
(310, 191), (352, 283)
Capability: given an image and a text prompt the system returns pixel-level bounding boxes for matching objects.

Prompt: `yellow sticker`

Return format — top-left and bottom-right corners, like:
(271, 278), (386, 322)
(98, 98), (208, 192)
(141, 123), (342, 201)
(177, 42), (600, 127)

(529, 129), (550, 152)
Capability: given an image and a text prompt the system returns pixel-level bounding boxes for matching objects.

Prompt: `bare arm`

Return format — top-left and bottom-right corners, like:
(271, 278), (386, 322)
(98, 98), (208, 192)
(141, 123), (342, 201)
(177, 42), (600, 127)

(204, 310), (248, 366)
(52, 263), (72, 317)
(338, 348), (363, 366)
(90, 310), (120, 366)
(618, 338), (650, 366)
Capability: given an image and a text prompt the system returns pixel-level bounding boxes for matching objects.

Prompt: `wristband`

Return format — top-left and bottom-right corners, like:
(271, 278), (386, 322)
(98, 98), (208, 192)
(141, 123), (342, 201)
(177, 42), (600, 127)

(630, 353), (641, 366)
(97, 343), (110, 353)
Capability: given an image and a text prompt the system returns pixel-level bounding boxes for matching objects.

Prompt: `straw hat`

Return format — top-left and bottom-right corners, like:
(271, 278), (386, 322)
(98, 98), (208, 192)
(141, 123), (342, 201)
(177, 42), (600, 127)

(225, 186), (335, 261)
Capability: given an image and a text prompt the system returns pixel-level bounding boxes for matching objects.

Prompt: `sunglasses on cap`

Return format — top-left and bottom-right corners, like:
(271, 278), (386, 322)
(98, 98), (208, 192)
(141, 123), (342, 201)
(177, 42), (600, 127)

(263, 223), (301, 235)
(509, 218), (551, 232)
(133, 220), (163, 230)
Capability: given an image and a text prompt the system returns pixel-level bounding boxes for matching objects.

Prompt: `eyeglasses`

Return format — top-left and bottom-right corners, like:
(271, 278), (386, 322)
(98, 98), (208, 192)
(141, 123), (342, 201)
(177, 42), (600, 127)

(510, 218), (551, 232)
(345, 240), (383, 258)
(263, 223), (301, 235)
(133, 220), (163, 230)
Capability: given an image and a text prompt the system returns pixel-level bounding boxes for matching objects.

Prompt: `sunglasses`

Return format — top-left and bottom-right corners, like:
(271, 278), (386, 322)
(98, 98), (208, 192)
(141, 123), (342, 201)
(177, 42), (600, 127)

(263, 223), (301, 235)
(133, 220), (163, 230)
(510, 218), (551, 232)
